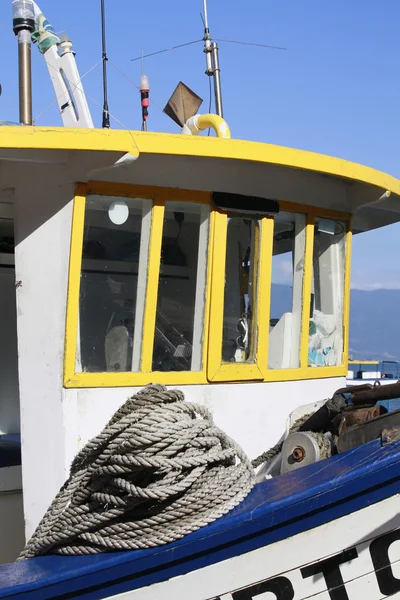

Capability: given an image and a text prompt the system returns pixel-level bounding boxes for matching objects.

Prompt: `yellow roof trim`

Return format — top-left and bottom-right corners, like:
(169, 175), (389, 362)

(1, 126), (400, 195)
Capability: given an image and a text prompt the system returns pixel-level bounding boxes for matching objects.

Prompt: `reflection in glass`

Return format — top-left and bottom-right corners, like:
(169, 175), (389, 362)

(222, 217), (259, 363)
(78, 195), (151, 373)
(309, 218), (346, 367)
(152, 202), (209, 372)
(269, 212), (306, 369)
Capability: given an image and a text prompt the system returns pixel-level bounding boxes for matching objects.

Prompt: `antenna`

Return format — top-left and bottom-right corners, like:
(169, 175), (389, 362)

(101, 0), (110, 128)
(140, 51), (150, 131)
(202, 0), (223, 117)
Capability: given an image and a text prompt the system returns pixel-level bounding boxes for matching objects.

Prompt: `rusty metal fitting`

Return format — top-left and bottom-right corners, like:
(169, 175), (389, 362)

(292, 446), (305, 463)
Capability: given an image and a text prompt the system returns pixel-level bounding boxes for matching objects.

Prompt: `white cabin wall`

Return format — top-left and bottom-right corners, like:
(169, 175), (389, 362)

(14, 178), (74, 538)
(62, 378), (345, 471)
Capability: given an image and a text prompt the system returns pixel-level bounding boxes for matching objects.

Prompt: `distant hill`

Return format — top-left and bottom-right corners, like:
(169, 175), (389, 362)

(350, 289), (400, 361)
(270, 285), (400, 362)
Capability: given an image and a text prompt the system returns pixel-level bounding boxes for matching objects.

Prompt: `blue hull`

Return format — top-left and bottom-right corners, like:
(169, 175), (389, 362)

(1, 438), (399, 599)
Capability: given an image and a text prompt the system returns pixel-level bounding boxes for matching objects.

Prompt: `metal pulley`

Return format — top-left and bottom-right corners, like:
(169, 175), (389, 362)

(280, 432), (322, 475)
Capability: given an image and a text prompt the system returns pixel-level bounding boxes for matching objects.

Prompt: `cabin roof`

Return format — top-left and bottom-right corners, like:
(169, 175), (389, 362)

(1, 126), (400, 232)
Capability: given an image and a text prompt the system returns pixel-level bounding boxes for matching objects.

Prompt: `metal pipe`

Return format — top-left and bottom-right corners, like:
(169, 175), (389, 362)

(18, 30), (32, 125)
(203, 0), (209, 30)
(201, 0), (224, 118)
(202, 0), (213, 74)
(349, 381), (400, 404)
(101, 0), (110, 128)
(333, 383), (373, 396)
(211, 42), (223, 117)
(12, 0), (35, 126)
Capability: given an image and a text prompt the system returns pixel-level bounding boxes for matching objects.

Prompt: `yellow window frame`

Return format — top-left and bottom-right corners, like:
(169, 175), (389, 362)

(208, 203), (352, 383)
(207, 213), (272, 381)
(65, 184), (352, 388)
(64, 181), (214, 388)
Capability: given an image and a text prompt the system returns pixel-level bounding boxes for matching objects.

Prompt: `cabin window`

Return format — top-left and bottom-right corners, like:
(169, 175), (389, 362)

(152, 202), (209, 372)
(269, 212), (306, 370)
(66, 184), (351, 387)
(66, 185), (212, 385)
(221, 217), (260, 363)
(309, 218), (346, 367)
(77, 194), (152, 373)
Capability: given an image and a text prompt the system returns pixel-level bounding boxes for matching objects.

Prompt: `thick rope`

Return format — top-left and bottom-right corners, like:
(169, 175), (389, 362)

(20, 385), (255, 559)
(309, 432), (333, 460)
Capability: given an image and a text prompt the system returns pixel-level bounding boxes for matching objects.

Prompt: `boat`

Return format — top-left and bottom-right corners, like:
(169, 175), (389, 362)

(348, 359), (400, 382)
(0, 1), (400, 598)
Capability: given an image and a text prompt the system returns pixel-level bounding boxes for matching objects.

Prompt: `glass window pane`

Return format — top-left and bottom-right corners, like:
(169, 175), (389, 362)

(152, 202), (209, 372)
(309, 218), (346, 367)
(269, 212), (306, 369)
(222, 217), (260, 363)
(77, 195), (152, 373)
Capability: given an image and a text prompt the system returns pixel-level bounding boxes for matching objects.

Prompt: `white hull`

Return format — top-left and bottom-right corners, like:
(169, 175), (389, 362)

(117, 495), (400, 600)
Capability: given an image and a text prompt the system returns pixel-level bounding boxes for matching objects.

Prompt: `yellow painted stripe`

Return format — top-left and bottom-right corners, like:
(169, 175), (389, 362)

(0, 126), (139, 156)
(201, 205), (215, 372)
(300, 216), (314, 369)
(87, 181), (211, 204)
(348, 360), (379, 365)
(63, 185), (86, 386)
(140, 199), (165, 373)
(207, 211), (227, 381)
(257, 217), (274, 377)
(64, 364), (347, 389)
(65, 371), (208, 388)
(211, 363), (265, 383)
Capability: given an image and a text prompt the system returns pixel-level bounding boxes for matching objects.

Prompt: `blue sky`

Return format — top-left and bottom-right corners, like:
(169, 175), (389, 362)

(1, 0), (400, 290)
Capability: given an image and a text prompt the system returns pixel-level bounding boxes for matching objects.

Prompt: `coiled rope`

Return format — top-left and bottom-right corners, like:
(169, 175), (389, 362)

(20, 385), (255, 559)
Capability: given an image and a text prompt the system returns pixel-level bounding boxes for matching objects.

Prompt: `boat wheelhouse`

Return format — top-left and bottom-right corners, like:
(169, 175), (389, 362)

(1, 2), (400, 597)
(1, 125), (400, 566)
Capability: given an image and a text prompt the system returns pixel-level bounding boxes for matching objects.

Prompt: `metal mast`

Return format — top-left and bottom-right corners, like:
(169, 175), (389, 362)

(12, 0), (35, 125)
(101, 0), (110, 128)
(202, 0), (223, 117)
